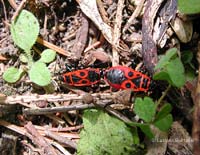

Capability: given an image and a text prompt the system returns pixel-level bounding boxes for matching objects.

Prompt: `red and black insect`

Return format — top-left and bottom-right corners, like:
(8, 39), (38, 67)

(104, 66), (151, 92)
(62, 68), (101, 86)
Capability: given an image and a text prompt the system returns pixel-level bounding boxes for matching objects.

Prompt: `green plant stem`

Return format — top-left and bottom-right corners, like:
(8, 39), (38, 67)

(156, 85), (171, 107)
(25, 50), (33, 67)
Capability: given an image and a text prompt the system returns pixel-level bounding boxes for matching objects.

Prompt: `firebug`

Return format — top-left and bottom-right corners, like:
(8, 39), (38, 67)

(62, 68), (101, 86)
(104, 66), (151, 92)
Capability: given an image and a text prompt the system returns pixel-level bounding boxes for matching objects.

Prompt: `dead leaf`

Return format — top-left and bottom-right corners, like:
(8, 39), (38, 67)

(171, 17), (193, 43)
(145, 125), (168, 155)
(77, 0), (113, 44)
(168, 122), (193, 155)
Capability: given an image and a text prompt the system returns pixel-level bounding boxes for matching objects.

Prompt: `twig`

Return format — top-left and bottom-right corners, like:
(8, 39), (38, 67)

(104, 105), (132, 123)
(156, 84), (171, 107)
(0, 119), (26, 135)
(37, 37), (71, 57)
(11, 0), (26, 21)
(142, 0), (163, 74)
(1, 93), (113, 105)
(43, 10), (48, 38)
(51, 141), (72, 155)
(24, 122), (58, 155)
(46, 114), (66, 125)
(34, 124), (84, 132)
(70, 13), (89, 61)
(96, 0), (109, 24)
(0, 119), (79, 139)
(0, 55), (7, 61)
(123, 0), (145, 33)
(1, 0), (8, 22)
(83, 41), (101, 53)
(192, 41), (200, 155)
(23, 103), (102, 115)
(45, 130), (77, 149)
(112, 0), (125, 66)
(7, 0), (18, 9)
(1, 92), (133, 123)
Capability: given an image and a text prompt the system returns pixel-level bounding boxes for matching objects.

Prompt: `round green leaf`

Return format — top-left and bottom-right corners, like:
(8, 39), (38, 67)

(3, 67), (24, 83)
(155, 103), (172, 121)
(11, 9), (39, 51)
(29, 62), (51, 86)
(153, 71), (173, 85)
(154, 48), (177, 70)
(39, 49), (56, 63)
(154, 114), (173, 131)
(167, 57), (186, 87)
(134, 97), (156, 123)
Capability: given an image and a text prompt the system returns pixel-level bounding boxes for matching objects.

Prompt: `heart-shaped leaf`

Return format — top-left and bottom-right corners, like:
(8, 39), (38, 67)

(29, 62), (51, 86)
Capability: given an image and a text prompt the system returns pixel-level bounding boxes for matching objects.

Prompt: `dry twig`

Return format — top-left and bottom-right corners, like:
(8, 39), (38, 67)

(45, 130), (77, 149)
(37, 37), (71, 57)
(24, 122), (58, 155)
(11, 0), (26, 21)
(112, 0), (125, 66)
(1, 93), (113, 105)
(7, 0), (18, 9)
(123, 0), (145, 33)
(192, 41), (200, 155)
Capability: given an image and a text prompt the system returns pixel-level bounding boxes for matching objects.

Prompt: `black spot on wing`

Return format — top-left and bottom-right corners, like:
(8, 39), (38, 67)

(88, 70), (100, 82)
(81, 80), (88, 84)
(79, 71), (85, 76)
(72, 75), (81, 83)
(128, 71), (134, 77)
(65, 76), (71, 83)
(125, 82), (131, 88)
(131, 77), (141, 88)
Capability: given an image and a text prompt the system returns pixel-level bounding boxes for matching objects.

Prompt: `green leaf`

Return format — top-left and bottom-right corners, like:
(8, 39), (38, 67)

(166, 57), (186, 87)
(132, 127), (140, 145)
(134, 97), (156, 123)
(154, 114), (173, 131)
(155, 103), (172, 121)
(153, 48), (186, 87)
(153, 71), (173, 85)
(77, 109), (138, 155)
(185, 67), (196, 81)
(39, 49), (56, 63)
(181, 50), (193, 64)
(178, 0), (200, 14)
(11, 9), (39, 51)
(154, 48), (177, 70)
(29, 62), (51, 86)
(127, 122), (154, 139)
(139, 124), (154, 139)
(3, 67), (24, 83)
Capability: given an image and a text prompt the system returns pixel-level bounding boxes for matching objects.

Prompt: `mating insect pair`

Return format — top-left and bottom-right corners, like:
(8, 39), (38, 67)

(62, 66), (151, 92)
